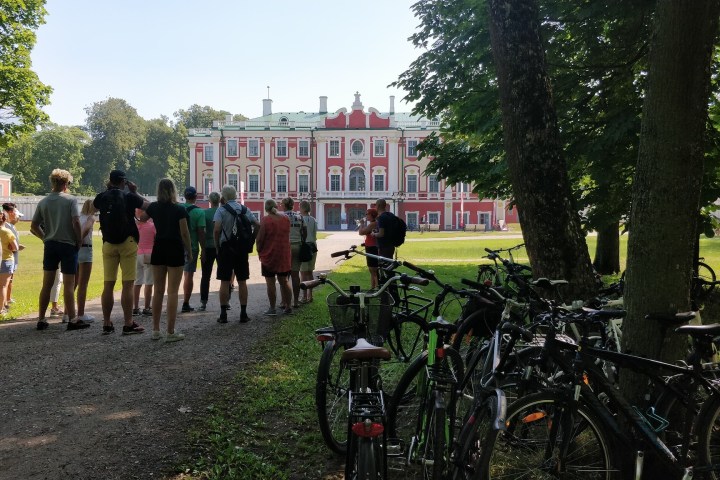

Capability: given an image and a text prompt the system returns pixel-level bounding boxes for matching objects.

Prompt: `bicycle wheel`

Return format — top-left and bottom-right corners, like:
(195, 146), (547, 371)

(349, 437), (380, 480)
(425, 392), (447, 480)
(316, 339), (351, 454)
(695, 393), (720, 478)
(383, 314), (427, 398)
(693, 261), (717, 304)
(477, 391), (617, 479)
(477, 265), (498, 286)
(452, 395), (502, 480)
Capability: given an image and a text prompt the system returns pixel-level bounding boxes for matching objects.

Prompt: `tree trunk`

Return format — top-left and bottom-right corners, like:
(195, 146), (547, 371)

(486, 0), (597, 300)
(621, 0), (720, 402)
(593, 222), (621, 275)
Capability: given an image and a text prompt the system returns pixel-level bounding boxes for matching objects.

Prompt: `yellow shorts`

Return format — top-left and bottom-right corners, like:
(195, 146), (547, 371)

(102, 237), (138, 282)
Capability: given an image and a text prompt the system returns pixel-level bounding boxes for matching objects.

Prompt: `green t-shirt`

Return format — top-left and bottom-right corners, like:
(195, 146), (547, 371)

(204, 207), (217, 249)
(182, 203), (206, 252)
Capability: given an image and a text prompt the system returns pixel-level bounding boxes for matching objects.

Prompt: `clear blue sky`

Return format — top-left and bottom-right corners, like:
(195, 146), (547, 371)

(31, 0), (424, 126)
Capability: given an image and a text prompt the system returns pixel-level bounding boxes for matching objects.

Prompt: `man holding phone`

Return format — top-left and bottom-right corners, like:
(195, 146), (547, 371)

(93, 169), (149, 335)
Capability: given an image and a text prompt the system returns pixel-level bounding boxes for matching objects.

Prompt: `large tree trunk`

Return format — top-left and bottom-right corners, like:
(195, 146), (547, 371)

(593, 222), (621, 275)
(621, 0), (719, 402)
(486, 0), (597, 300)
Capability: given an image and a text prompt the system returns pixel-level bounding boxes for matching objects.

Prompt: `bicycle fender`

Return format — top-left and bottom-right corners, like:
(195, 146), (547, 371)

(491, 388), (507, 431)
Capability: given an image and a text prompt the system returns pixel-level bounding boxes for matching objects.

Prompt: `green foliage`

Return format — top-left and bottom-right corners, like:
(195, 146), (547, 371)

(133, 118), (186, 194)
(83, 98), (147, 191)
(173, 104), (246, 129)
(0, 0), (52, 148)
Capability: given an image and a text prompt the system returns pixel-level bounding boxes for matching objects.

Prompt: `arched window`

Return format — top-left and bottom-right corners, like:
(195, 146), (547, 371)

(349, 167), (365, 191)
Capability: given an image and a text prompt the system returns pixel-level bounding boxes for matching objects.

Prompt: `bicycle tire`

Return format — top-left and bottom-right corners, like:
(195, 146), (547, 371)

(316, 339), (351, 455)
(693, 261), (717, 303)
(476, 265), (497, 286)
(452, 395), (502, 480)
(695, 392), (720, 478)
(477, 391), (617, 479)
(429, 392), (447, 480)
(353, 437), (379, 480)
(383, 314), (427, 398)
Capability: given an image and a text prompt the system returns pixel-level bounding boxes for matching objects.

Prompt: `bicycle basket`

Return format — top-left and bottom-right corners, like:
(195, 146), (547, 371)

(326, 291), (394, 347)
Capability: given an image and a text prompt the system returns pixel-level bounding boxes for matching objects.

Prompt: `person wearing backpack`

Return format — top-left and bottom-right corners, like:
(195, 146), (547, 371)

(198, 191), (221, 311)
(213, 184), (259, 323)
(372, 198), (405, 259)
(93, 169), (149, 336)
(180, 186), (206, 313)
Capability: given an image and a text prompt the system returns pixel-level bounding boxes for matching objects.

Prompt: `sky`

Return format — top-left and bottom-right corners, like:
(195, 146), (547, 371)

(30, 0), (424, 127)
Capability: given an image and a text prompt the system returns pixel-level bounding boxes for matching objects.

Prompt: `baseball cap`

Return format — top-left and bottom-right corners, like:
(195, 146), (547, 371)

(14, 209), (23, 218)
(109, 169), (127, 183)
(184, 186), (197, 198)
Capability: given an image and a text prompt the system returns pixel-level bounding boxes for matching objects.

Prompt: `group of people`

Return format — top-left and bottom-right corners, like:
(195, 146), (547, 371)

(29, 168), (320, 342)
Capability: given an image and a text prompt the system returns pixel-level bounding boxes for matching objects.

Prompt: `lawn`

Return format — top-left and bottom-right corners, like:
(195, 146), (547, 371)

(175, 233), (720, 479)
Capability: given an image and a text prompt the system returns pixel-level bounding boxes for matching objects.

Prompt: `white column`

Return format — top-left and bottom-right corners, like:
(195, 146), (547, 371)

(388, 137), (399, 194)
(316, 202), (325, 230)
(316, 137), (327, 192)
(263, 136), (272, 198)
(340, 202), (347, 230)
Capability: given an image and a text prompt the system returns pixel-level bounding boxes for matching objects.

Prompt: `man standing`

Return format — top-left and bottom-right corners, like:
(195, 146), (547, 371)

(30, 169), (89, 331)
(213, 185), (259, 323)
(180, 186), (205, 313)
(199, 191), (220, 311)
(372, 198), (396, 259)
(2, 203), (23, 307)
(93, 169), (149, 335)
(281, 197), (304, 309)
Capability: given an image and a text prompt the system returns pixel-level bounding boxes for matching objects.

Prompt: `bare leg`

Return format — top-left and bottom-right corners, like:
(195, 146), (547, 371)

(133, 284), (141, 310)
(279, 274), (292, 310)
(121, 280), (134, 327)
(76, 262), (92, 317)
(300, 271), (313, 301)
(101, 280), (116, 327)
(151, 265), (167, 333)
(7, 273), (13, 304)
(237, 280), (248, 305)
(166, 266), (183, 334)
(369, 267), (379, 289)
(62, 274), (76, 320)
(264, 276), (277, 309)
(219, 280), (231, 306)
(182, 271), (193, 305)
(143, 284), (153, 309)
(290, 270), (300, 306)
(0, 273), (11, 312)
(38, 270), (57, 321)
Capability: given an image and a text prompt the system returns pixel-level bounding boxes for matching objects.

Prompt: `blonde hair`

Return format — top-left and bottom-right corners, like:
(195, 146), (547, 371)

(156, 178), (177, 203)
(80, 199), (96, 215)
(50, 169), (73, 191)
(265, 199), (279, 214)
(300, 200), (311, 214)
(221, 184), (237, 202)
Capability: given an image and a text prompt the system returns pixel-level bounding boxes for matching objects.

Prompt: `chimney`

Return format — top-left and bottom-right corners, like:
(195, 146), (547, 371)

(319, 96), (328, 114)
(389, 95), (395, 115)
(263, 98), (273, 116)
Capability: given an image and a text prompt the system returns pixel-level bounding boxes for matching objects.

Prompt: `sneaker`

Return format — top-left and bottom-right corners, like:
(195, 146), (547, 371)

(102, 323), (115, 335)
(49, 308), (63, 318)
(283, 308), (293, 316)
(240, 314), (251, 324)
(132, 308), (141, 316)
(122, 322), (145, 335)
(165, 332), (185, 343)
(0, 309), (7, 315)
(198, 303), (207, 312)
(263, 308), (277, 316)
(36, 320), (49, 331)
(67, 319), (90, 331)
(78, 314), (95, 323)
(181, 304), (195, 313)
(61, 314), (69, 323)
(151, 331), (162, 341)
(142, 308), (152, 316)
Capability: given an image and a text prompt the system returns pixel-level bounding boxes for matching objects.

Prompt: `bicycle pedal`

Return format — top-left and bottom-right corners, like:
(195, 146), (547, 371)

(386, 438), (404, 457)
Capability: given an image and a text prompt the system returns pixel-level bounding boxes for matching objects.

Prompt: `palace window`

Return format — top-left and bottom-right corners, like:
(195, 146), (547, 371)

(299, 174), (309, 193)
(407, 139), (418, 157)
(248, 174), (259, 193)
(330, 174), (341, 191)
(428, 212), (440, 225)
(329, 140), (340, 157)
(406, 174), (418, 193)
(204, 145), (214, 163)
(276, 174), (287, 193)
(351, 140), (363, 155)
(248, 139), (259, 157)
(298, 139), (309, 157)
(276, 139), (288, 157)
(373, 174), (384, 192)
(428, 174), (439, 193)
(349, 168), (365, 191)
(374, 139), (385, 156)
(226, 139), (238, 157)
(227, 173), (238, 191)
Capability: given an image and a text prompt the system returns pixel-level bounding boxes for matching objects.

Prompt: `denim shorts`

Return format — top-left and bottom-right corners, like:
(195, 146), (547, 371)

(0, 259), (14, 274)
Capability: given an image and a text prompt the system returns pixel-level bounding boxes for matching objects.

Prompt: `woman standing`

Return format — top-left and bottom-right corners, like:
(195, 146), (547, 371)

(299, 200), (318, 303)
(256, 199), (292, 315)
(142, 179), (192, 342)
(281, 197), (304, 308)
(0, 210), (17, 315)
(75, 199), (96, 322)
(358, 208), (379, 289)
(133, 208), (155, 317)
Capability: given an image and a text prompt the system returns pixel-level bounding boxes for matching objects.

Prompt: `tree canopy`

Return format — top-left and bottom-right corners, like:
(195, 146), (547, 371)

(0, 0), (52, 148)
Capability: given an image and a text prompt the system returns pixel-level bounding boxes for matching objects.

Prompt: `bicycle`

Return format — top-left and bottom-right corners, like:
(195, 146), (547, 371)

(309, 257), (431, 456)
(475, 301), (720, 479)
(476, 244), (532, 294)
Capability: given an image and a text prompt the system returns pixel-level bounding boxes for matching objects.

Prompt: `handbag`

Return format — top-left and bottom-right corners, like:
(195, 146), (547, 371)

(299, 215), (313, 263)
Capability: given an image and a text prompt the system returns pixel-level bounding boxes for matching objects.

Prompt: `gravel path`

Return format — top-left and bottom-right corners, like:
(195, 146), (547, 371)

(0, 231), (363, 480)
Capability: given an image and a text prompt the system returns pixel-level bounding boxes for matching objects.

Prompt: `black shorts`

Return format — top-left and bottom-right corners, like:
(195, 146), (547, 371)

(261, 264), (290, 278)
(216, 243), (250, 281)
(151, 239), (185, 267)
(365, 246), (379, 268)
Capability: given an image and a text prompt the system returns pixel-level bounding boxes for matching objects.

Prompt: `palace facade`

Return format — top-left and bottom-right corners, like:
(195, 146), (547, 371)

(187, 93), (518, 230)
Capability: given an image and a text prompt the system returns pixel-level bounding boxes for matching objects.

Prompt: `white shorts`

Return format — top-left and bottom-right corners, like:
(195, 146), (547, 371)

(134, 254), (154, 286)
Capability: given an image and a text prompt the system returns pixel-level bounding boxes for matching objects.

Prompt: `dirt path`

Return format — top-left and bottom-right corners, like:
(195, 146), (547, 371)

(0, 231), (364, 480)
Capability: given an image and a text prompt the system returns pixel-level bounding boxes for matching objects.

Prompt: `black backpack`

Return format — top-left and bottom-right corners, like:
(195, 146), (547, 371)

(383, 212), (407, 247)
(98, 189), (130, 244)
(221, 204), (255, 254)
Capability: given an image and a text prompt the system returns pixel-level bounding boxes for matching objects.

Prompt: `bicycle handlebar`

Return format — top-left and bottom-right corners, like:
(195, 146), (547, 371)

(331, 250), (349, 258)
(300, 279), (323, 290)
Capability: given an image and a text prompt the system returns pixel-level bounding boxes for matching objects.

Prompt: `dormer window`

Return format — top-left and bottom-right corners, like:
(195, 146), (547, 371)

(279, 116), (289, 125)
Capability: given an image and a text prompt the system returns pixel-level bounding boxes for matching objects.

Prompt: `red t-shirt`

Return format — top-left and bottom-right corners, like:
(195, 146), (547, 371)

(258, 214), (291, 272)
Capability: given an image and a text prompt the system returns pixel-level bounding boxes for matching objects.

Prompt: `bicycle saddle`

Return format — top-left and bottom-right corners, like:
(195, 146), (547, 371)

(341, 338), (391, 361)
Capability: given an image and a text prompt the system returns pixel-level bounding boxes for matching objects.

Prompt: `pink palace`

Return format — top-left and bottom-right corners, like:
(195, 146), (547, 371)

(186, 92), (518, 230)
